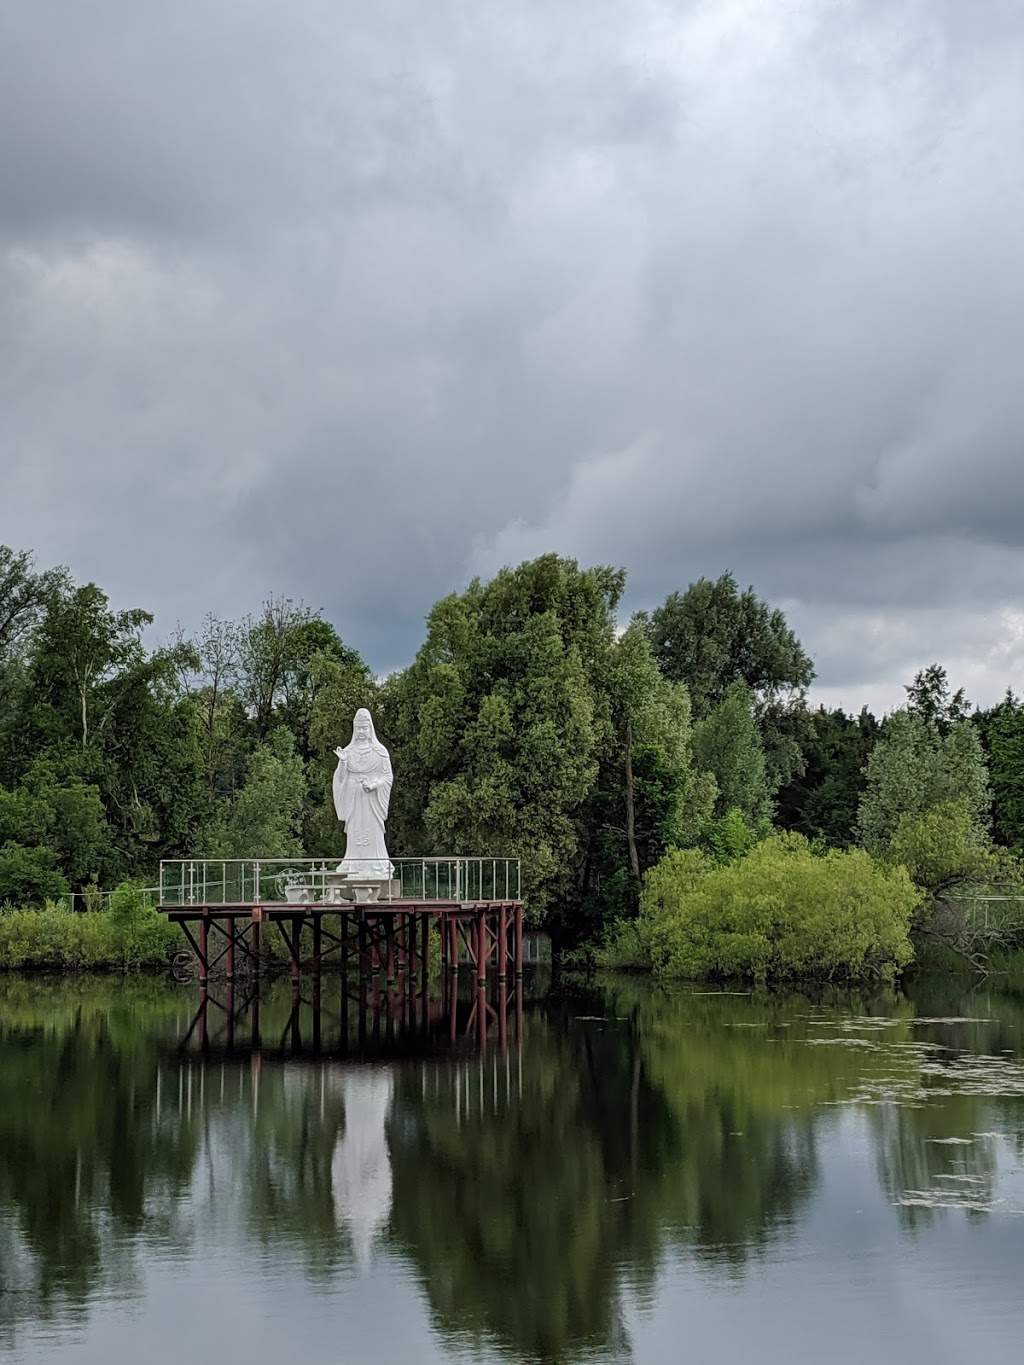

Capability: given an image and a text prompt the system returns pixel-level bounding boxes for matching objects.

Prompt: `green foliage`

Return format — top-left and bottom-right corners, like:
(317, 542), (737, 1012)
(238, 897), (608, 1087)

(0, 545), (66, 672)
(6, 574), (208, 879)
(105, 882), (178, 969)
(17, 581), (154, 754)
(388, 555), (625, 919)
(692, 681), (773, 822)
(0, 541), (1012, 964)
(237, 596), (351, 743)
(904, 663), (970, 731)
(776, 706), (879, 846)
(0, 845), (68, 907)
(580, 623), (701, 933)
(698, 806), (771, 864)
(856, 707), (991, 854)
(593, 917), (651, 970)
(641, 571), (814, 720)
(975, 690), (1024, 852)
(638, 834), (918, 984)
(0, 767), (113, 890)
(888, 800), (994, 897)
(201, 728), (306, 859)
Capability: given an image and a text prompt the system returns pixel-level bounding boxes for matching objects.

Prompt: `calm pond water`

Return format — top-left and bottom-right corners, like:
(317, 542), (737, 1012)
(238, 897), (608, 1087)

(2, 972), (1024, 1364)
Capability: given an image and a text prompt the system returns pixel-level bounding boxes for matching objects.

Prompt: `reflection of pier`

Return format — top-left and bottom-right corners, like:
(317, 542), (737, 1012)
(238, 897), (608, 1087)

(160, 857), (526, 1057)
(177, 960), (528, 1061)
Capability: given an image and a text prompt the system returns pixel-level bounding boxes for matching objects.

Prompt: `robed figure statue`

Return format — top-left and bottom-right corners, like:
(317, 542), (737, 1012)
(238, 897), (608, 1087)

(333, 709), (394, 879)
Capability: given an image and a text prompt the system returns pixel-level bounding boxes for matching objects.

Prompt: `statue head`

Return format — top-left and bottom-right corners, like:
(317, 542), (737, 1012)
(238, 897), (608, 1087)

(353, 708), (373, 743)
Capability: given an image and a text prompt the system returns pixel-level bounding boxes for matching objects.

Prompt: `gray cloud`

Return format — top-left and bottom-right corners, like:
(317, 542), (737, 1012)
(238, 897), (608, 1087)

(1, 0), (1023, 708)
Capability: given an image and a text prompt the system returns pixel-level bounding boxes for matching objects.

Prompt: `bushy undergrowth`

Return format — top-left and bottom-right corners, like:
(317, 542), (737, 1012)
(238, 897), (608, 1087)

(600, 833), (919, 985)
(0, 884), (178, 971)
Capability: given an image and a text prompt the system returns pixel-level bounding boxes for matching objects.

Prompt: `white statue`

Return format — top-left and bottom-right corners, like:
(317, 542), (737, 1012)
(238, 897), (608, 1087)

(333, 708), (394, 879)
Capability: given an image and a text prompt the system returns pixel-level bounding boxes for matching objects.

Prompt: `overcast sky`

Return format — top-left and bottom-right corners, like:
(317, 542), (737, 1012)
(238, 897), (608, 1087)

(2, 0), (1023, 714)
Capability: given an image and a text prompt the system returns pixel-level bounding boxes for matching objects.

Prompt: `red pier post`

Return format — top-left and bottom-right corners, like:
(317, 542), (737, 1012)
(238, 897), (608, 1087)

(476, 910), (487, 991)
(497, 904), (508, 982)
(198, 915), (209, 989)
(420, 913), (429, 1012)
(385, 918), (396, 988)
(290, 916), (301, 994)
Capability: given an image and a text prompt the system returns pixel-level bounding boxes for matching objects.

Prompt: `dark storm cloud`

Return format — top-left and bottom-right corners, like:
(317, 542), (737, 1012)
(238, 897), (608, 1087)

(1, 0), (1023, 707)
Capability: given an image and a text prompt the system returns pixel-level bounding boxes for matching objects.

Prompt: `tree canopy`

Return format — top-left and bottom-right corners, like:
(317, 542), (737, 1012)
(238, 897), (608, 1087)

(0, 542), (1014, 959)
(640, 571), (814, 719)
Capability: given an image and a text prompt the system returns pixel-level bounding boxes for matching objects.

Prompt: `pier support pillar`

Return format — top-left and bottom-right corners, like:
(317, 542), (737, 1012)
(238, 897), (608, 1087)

(198, 916), (208, 989)
(498, 904), (508, 982)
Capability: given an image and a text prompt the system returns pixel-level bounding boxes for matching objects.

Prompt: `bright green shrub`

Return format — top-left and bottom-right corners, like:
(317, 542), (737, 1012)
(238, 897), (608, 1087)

(0, 884), (176, 972)
(639, 833), (919, 985)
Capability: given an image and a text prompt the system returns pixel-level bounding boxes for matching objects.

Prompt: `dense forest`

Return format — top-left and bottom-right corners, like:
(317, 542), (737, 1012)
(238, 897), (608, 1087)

(2, 543), (1023, 956)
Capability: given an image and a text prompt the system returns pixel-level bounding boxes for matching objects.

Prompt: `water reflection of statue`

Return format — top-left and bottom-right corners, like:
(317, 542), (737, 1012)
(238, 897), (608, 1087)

(333, 709), (394, 879)
(330, 1069), (395, 1271)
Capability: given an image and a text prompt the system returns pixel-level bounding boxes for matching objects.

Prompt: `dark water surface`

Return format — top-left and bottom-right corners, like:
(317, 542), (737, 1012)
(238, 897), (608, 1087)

(2, 974), (1024, 1364)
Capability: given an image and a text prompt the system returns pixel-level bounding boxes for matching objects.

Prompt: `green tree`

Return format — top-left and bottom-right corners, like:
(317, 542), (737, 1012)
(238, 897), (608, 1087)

(19, 583), (153, 755)
(0, 766), (112, 891)
(975, 691), (1024, 852)
(776, 706), (880, 846)
(171, 613), (244, 800)
(578, 623), (702, 929)
(237, 597), (348, 742)
(0, 844), (68, 906)
(856, 701), (991, 855)
(0, 546), (66, 668)
(10, 580), (207, 878)
(640, 572), (814, 720)
(692, 681), (773, 822)
(388, 555), (625, 921)
(606, 624), (696, 874)
(904, 663), (970, 731)
(202, 728), (306, 858)
(888, 800), (993, 898)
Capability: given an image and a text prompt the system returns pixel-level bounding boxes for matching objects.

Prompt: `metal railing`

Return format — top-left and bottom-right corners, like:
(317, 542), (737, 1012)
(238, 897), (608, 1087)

(158, 858), (522, 907)
(67, 886), (159, 914)
(950, 894), (1024, 933)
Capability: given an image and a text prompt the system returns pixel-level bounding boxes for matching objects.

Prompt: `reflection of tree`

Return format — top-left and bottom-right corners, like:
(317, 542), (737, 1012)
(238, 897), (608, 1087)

(0, 978), (199, 1345)
(870, 1100), (998, 1226)
(866, 981), (1021, 1226)
(241, 1067), (351, 1280)
(616, 983), (891, 1263)
(387, 1013), (652, 1364)
(386, 987), (882, 1363)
